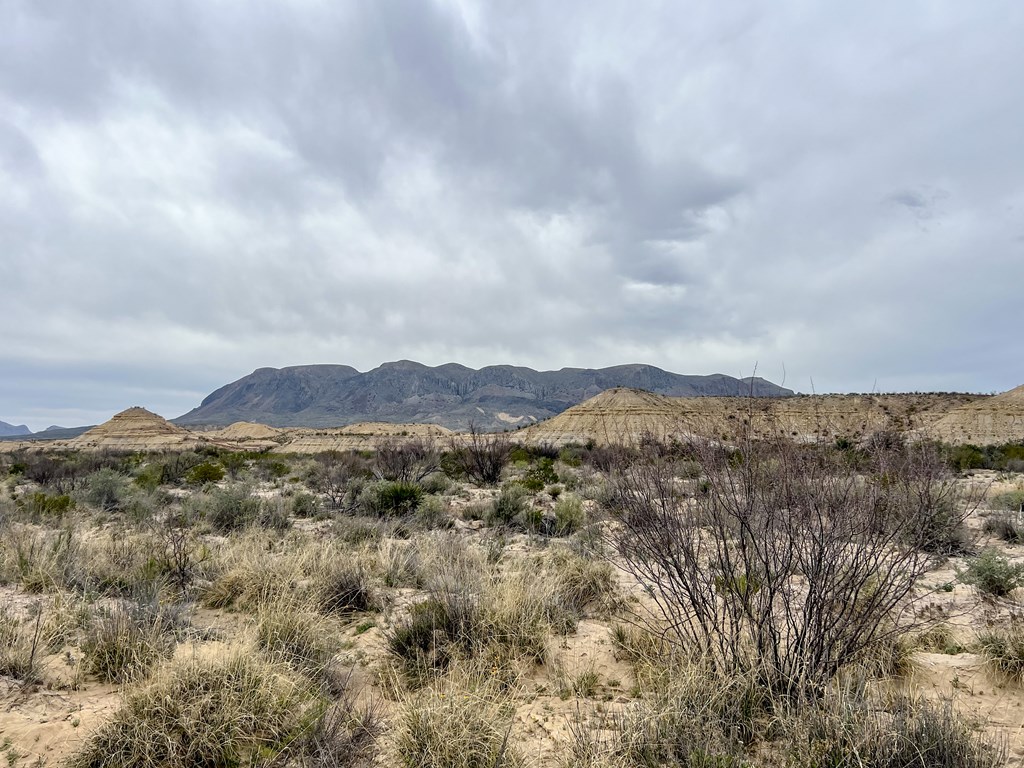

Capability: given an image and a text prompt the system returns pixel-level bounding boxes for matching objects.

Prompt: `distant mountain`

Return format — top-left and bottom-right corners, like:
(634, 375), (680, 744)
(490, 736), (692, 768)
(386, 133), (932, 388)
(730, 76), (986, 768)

(0, 424), (93, 442)
(175, 361), (793, 430)
(0, 420), (31, 437)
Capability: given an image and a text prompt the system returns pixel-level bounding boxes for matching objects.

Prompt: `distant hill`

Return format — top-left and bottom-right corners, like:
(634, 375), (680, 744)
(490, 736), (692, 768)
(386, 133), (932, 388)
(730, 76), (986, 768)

(0, 424), (93, 442)
(174, 361), (794, 430)
(0, 420), (31, 437)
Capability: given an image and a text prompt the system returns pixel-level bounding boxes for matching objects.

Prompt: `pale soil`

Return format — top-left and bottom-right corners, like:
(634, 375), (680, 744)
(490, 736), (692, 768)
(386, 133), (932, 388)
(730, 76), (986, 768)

(3, 473), (1024, 765)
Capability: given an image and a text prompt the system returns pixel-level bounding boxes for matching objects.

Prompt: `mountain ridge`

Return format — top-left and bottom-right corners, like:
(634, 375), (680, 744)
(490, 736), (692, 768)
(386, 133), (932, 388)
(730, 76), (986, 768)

(0, 420), (31, 437)
(174, 361), (794, 430)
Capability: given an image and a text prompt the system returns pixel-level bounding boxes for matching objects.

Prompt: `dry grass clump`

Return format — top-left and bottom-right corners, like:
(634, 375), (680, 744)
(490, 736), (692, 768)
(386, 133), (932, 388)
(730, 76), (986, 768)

(977, 623), (1024, 681)
(0, 602), (43, 683)
(914, 623), (968, 655)
(67, 650), (314, 768)
(392, 670), (523, 768)
(313, 560), (378, 616)
(201, 534), (307, 611)
(255, 600), (340, 678)
(2, 524), (82, 593)
(280, 696), (383, 768)
(569, 666), (1005, 768)
(81, 602), (176, 683)
(788, 690), (1006, 768)
(387, 582), (481, 682)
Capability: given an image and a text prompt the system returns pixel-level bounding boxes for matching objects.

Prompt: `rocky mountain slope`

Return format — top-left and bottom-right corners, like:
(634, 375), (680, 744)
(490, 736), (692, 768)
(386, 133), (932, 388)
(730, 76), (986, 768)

(0, 420), (31, 437)
(174, 361), (793, 430)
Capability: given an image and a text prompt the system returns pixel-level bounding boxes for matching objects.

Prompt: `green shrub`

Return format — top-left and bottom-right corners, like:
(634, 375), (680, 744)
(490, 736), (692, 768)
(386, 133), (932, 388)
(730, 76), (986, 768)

(553, 495), (585, 535)
(520, 457), (558, 492)
(184, 461), (225, 485)
(26, 491), (74, 518)
(487, 485), (529, 527)
(991, 489), (1024, 512)
(958, 550), (1024, 597)
(81, 468), (129, 511)
(366, 482), (423, 517)
(205, 486), (266, 532)
(290, 492), (323, 518)
(413, 495), (452, 530)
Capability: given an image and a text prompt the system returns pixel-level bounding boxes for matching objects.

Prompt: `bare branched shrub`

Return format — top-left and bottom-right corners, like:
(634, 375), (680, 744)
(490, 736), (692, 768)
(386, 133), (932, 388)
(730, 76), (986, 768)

(373, 438), (440, 484)
(447, 425), (511, 486)
(609, 433), (956, 699)
(307, 452), (369, 510)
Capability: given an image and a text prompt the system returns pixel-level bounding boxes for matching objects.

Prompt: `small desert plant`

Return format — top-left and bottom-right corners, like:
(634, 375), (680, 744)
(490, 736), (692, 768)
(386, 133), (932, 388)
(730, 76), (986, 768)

(789, 690), (1006, 768)
(315, 562), (377, 615)
(79, 468), (130, 511)
(184, 461), (225, 485)
(977, 623), (1024, 681)
(255, 602), (339, 676)
(0, 603), (44, 683)
(957, 550), (1024, 597)
(365, 481), (423, 517)
(393, 672), (523, 768)
(487, 484), (530, 528)
(990, 489), (1024, 513)
(67, 651), (313, 768)
(553, 494), (586, 535)
(25, 491), (74, 519)
(983, 506), (1024, 544)
(283, 695), (383, 768)
(81, 603), (175, 683)
(205, 485), (266, 532)
(914, 622), (967, 655)
(413, 495), (452, 530)
(291, 491), (323, 518)
(387, 585), (481, 680)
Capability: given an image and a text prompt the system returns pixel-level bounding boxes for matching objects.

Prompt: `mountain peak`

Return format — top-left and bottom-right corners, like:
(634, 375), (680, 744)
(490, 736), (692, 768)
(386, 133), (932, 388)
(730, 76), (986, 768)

(174, 361), (792, 430)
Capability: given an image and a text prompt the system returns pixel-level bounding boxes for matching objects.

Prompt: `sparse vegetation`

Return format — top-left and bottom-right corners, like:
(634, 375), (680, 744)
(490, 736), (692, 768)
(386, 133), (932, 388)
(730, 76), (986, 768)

(0, 428), (1019, 764)
(958, 549), (1024, 597)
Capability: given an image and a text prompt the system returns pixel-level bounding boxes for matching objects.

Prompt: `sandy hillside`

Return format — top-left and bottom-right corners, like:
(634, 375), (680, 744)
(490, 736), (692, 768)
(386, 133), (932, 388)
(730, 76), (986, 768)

(928, 385), (1024, 445)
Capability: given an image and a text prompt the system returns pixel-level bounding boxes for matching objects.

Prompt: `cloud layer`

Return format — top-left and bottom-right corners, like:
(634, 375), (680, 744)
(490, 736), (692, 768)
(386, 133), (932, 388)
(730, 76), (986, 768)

(2, 1), (1022, 429)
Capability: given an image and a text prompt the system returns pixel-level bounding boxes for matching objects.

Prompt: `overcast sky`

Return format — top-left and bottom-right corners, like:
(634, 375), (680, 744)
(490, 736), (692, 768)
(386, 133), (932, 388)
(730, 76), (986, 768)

(2, 1), (1022, 430)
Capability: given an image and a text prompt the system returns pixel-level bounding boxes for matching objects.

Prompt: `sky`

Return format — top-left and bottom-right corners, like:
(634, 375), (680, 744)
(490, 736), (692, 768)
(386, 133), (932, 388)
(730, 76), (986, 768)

(2, 1), (1023, 431)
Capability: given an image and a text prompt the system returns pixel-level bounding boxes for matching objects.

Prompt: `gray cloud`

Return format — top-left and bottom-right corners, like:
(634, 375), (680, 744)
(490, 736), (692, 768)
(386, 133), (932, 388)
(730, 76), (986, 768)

(1, 0), (1023, 429)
